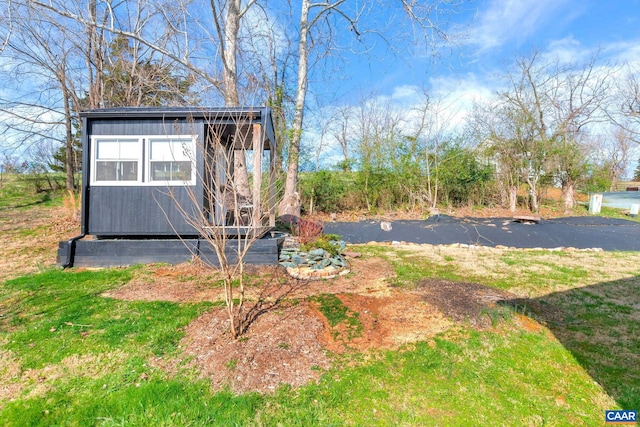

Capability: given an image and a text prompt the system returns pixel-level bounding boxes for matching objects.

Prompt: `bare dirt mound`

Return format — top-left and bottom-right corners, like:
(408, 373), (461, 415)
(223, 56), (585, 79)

(416, 279), (516, 328)
(313, 292), (452, 353)
(107, 259), (540, 394)
(172, 290), (454, 394)
(106, 256), (397, 303)
(179, 302), (331, 394)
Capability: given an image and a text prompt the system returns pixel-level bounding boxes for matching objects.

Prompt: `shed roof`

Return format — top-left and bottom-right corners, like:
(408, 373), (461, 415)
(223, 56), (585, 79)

(80, 106), (277, 146)
(81, 106), (268, 118)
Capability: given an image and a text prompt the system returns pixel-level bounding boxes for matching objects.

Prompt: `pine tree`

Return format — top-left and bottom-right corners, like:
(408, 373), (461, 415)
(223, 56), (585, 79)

(634, 158), (640, 181)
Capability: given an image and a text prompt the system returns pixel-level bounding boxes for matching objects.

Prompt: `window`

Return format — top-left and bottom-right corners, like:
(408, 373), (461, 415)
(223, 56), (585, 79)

(91, 135), (196, 186)
(148, 137), (194, 184)
(93, 137), (141, 183)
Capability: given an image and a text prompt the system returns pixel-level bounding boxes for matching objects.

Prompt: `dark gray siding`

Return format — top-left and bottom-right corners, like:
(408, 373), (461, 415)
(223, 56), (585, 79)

(57, 237), (284, 267)
(85, 117), (204, 236)
(87, 186), (200, 236)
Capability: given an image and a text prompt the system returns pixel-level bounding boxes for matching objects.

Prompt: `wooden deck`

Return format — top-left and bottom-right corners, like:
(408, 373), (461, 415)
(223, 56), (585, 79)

(57, 235), (284, 268)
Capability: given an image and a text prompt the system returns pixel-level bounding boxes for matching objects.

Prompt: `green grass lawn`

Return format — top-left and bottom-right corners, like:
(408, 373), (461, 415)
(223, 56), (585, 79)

(1, 174), (638, 425)
(2, 249), (638, 426)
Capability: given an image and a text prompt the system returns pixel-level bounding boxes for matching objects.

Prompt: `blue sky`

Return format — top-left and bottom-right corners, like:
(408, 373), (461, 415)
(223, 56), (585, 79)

(297, 0), (640, 170)
(329, 0), (640, 102)
(3, 0), (639, 169)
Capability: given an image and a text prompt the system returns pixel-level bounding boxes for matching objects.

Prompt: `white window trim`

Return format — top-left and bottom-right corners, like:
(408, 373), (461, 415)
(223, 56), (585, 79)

(146, 135), (197, 186)
(90, 135), (143, 186)
(90, 134), (197, 187)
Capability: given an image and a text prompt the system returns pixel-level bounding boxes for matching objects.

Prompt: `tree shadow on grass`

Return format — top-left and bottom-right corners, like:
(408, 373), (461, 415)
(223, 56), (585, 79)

(238, 267), (308, 336)
(499, 276), (640, 409)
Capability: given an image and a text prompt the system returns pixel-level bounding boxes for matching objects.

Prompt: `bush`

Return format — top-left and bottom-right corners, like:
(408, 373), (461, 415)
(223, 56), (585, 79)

(300, 170), (347, 213)
(436, 147), (494, 206)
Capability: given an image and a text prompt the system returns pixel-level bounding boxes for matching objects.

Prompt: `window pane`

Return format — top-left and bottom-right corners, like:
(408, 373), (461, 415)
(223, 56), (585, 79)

(150, 161), (192, 181)
(119, 140), (140, 158)
(96, 161), (118, 181)
(150, 139), (191, 161)
(96, 140), (119, 159)
(151, 161), (172, 181)
(96, 138), (139, 159)
(172, 161), (192, 181)
(119, 161), (138, 181)
(95, 161), (138, 181)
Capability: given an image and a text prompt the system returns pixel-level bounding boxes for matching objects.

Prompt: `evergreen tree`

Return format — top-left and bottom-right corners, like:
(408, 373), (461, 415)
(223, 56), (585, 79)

(633, 157), (640, 181)
(102, 35), (194, 107)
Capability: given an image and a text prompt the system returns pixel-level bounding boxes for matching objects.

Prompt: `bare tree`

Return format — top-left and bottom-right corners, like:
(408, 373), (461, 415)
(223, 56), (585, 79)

(85, 0), (105, 109)
(278, 0), (465, 217)
(277, 0), (318, 217)
(546, 56), (609, 210)
(160, 112), (276, 338)
(410, 90), (460, 210)
(0, 3), (79, 190)
(347, 92), (406, 210)
(478, 52), (609, 212)
(501, 54), (559, 212)
(332, 105), (353, 171)
(0, 0), (195, 190)
(618, 64), (640, 131)
(472, 98), (530, 212)
(591, 126), (634, 191)
(20, 0), (463, 219)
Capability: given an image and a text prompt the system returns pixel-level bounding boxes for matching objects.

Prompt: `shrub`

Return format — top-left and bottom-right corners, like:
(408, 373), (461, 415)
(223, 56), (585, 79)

(300, 170), (347, 213)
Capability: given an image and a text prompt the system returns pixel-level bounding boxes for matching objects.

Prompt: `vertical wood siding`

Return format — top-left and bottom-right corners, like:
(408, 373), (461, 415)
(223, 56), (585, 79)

(86, 117), (205, 236)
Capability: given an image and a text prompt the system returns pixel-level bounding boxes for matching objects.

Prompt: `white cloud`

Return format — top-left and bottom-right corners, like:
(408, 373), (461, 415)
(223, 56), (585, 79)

(424, 74), (496, 130)
(542, 36), (591, 64)
(390, 85), (421, 101)
(601, 40), (640, 67)
(471, 0), (571, 51)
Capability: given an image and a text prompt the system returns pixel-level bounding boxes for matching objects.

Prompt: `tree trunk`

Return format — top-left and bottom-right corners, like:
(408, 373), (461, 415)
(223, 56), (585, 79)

(278, 0), (310, 218)
(62, 84), (75, 191)
(508, 185), (517, 212)
(86, 0), (104, 108)
(280, 149), (301, 217)
(526, 178), (539, 212)
(223, 0), (240, 106)
(562, 181), (576, 211)
(221, 0), (252, 199)
(529, 189), (539, 212)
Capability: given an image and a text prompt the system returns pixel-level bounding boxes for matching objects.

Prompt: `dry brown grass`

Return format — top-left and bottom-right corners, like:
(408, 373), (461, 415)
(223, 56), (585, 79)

(0, 204), (79, 282)
(61, 191), (81, 222)
(0, 349), (129, 404)
(374, 242), (640, 297)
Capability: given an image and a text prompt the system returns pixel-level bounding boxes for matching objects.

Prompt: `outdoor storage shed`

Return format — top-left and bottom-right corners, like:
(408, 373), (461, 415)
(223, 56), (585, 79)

(57, 106), (282, 267)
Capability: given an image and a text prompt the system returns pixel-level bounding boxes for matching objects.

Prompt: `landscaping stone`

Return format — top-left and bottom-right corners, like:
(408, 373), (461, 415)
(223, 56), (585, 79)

(279, 239), (350, 280)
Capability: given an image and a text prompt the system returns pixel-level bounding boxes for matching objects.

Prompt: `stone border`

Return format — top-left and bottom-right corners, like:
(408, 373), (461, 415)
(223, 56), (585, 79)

(286, 265), (351, 280)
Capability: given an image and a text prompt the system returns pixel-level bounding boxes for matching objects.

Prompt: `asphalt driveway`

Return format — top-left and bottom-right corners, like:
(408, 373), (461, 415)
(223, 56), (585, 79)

(324, 216), (640, 251)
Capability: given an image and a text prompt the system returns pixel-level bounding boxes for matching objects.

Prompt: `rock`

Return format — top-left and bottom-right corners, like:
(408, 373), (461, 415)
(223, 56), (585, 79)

(330, 240), (347, 251)
(291, 254), (306, 266)
(280, 262), (297, 268)
(343, 251), (361, 258)
(330, 257), (345, 267)
(380, 221), (392, 231)
(308, 248), (326, 257)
